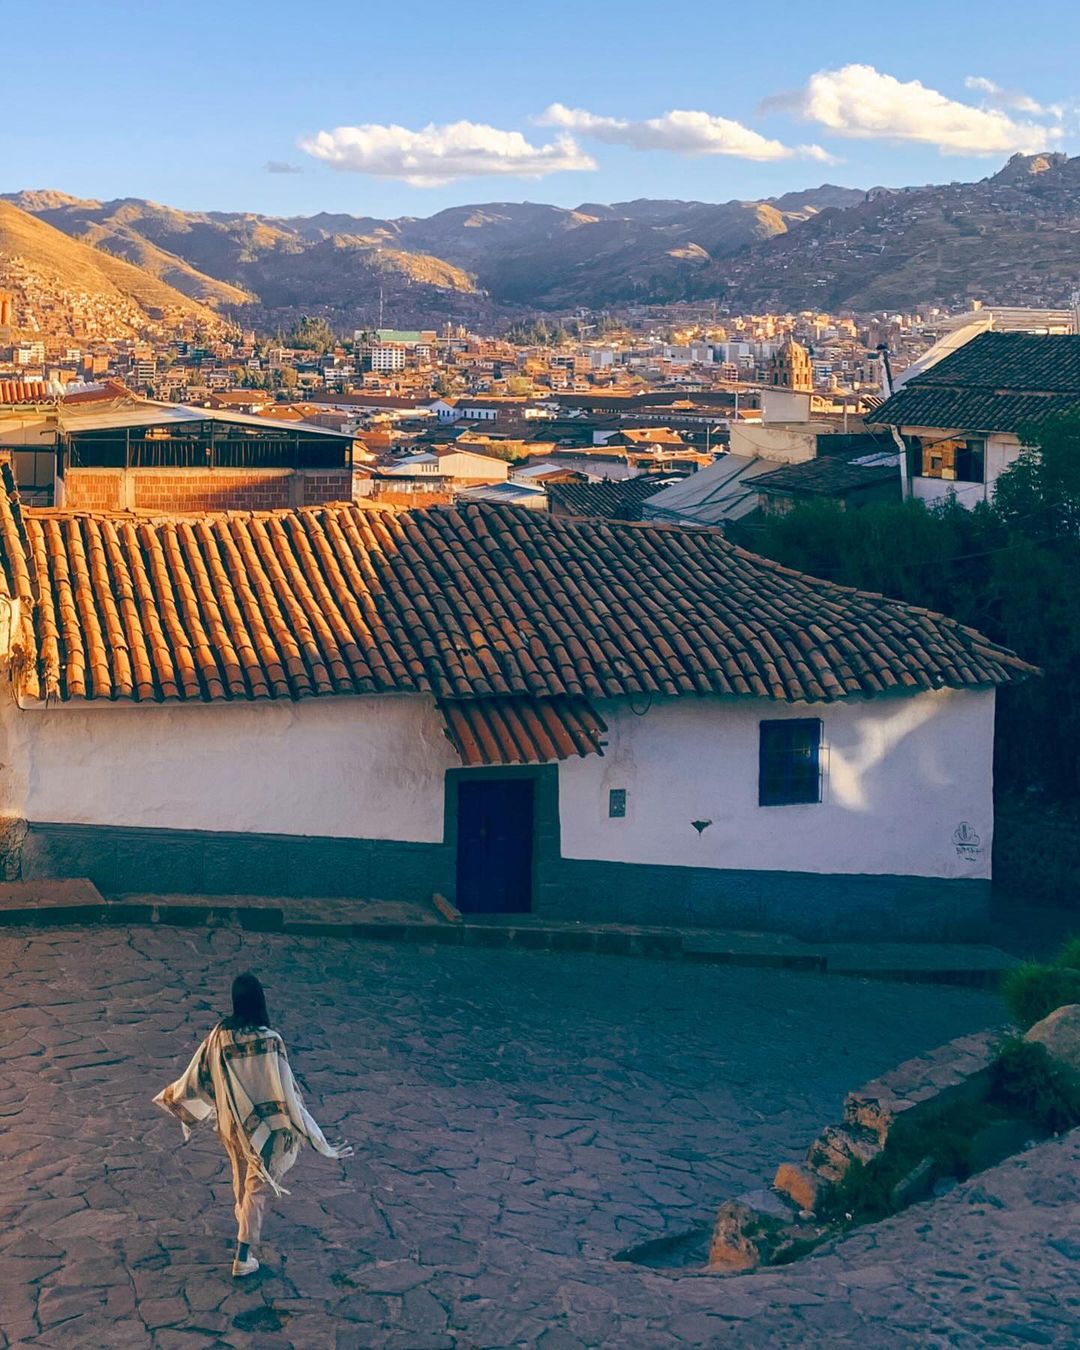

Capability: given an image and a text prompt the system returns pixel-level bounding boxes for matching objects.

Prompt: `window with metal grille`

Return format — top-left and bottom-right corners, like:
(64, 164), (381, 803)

(758, 719), (823, 806)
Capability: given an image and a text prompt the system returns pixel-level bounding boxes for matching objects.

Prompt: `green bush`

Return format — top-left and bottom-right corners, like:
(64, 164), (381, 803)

(1052, 937), (1080, 971)
(1002, 962), (1080, 1031)
(991, 1036), (1080, 1134)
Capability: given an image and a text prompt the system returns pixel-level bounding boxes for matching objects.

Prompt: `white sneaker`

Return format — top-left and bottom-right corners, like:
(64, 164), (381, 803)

(231, 1255), (259, 1278)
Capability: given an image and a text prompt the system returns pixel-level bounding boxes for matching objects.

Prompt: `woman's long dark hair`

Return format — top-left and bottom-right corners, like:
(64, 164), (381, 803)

(222, 972), (270, 1031)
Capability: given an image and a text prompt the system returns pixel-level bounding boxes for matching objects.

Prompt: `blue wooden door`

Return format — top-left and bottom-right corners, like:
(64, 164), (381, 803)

(455, 779), (534, 914)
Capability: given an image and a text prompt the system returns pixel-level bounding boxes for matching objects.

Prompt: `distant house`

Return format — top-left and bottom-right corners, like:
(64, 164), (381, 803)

(382, 448), (509, 486)
(872, 332), (1080, 508)
(0, 395), (358, 512)
(509, 462), (588, 488)
(0, 482), (1032, 940)
(754, 453), (901, 515)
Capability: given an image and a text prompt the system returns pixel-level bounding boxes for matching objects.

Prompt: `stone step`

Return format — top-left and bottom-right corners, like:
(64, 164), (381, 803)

(843, 1029), (1000, 1145)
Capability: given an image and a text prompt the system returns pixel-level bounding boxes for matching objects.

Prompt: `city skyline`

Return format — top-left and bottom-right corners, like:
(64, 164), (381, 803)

(6, 0), (1078, 217)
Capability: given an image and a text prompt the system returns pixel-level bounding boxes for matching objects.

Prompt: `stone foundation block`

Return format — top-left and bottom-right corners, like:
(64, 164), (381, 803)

(708, 1190), (828, 1272)
(805, 1123), (881, 1184)
(773, 1161), (828, 1214)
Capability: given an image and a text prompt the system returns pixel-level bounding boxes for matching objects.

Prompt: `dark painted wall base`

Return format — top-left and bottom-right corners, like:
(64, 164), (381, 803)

(21, 821), (453, 905)
(19, 818), (989, 942)
(536, 858), (991, 943)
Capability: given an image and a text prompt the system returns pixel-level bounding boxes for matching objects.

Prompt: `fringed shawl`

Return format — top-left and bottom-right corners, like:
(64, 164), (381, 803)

(154, 1024), (335, 1193)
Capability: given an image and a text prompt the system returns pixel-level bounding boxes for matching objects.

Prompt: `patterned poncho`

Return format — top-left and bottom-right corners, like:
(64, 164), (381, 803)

(154, 1024), (336, 1193)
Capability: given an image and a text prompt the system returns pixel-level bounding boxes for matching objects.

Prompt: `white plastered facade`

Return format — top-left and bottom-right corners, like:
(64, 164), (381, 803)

(0, 683), (996, 882)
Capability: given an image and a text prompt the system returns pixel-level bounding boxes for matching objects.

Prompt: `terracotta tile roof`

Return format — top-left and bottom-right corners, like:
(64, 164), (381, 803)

(874, 332), (1080, 432)
(755, 456), (900, 499)
(546, 476), (671, 520)
(0, 472), (1034, 710)
(0, 379), (49, 405)
(871, 386), (1080, 434)
(907, 332), (1080, 393)
(439, 696), (605, 766)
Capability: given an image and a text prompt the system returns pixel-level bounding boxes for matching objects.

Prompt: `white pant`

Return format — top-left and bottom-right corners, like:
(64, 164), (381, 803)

(224, 1130), (299, 1246)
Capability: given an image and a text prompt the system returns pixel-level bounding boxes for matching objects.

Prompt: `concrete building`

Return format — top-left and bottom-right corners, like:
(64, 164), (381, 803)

(0, 394), (358, 511)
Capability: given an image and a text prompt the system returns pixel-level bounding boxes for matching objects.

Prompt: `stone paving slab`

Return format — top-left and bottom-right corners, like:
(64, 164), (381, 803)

(0, 883), (1021, 986)
(1, 924), (1076, 1347)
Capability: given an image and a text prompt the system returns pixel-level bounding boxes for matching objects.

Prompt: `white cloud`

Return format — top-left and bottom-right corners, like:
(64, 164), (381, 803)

(799, 143), (843, 165)
(537, 103), (823, 163)
(299, 120), (595, 186)
(964, 76), (1044, 116)
(785, 64), (1060, 156)
(265, 160), (303, 174)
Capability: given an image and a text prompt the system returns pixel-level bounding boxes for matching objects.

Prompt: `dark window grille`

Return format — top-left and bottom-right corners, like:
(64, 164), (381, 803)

(759, 719), (823, 806)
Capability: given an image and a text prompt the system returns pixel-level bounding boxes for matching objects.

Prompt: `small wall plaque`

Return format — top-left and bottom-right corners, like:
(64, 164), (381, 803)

(608, 789), (627, 818)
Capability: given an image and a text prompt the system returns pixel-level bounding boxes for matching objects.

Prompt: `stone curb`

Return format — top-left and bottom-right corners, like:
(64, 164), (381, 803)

(0, 893), (1016, 987)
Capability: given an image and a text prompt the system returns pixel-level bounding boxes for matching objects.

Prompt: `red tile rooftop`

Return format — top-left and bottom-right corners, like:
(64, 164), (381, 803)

(0, 470), (1033, 719)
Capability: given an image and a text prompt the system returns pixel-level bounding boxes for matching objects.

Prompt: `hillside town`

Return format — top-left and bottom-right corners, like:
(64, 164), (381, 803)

(4, 11), (1080, 1346)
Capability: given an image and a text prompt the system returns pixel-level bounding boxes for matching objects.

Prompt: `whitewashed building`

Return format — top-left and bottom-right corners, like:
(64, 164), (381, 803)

(874, 331), (1080, 508)
(0, 480), (1033, 938)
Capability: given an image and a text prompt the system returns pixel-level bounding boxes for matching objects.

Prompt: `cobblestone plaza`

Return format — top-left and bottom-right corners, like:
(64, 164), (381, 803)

(1, 925), (1078, 1347)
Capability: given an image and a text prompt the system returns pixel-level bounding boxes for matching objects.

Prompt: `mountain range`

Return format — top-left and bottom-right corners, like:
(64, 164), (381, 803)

(0, 199), (224, 339)
(4, 154), (1080, 333)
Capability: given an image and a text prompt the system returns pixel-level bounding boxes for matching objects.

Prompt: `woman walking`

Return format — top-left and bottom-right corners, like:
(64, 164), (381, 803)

(154, 972), (352, 1277)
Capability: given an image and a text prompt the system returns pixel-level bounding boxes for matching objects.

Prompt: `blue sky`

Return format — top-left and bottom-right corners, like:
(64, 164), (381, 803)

(5, 0), (1078, 217)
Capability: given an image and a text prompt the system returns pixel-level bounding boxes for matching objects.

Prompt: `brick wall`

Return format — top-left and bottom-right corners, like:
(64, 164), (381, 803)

(373, 489), (454, 509)
(298, 471), (352, 505)
(132, 473), (292, 513)
(63, 472), (124, 511)
(62, 468), (354, 513)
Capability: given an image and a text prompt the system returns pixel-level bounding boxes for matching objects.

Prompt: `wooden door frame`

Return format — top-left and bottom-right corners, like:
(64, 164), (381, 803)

(443, 764), (561, 913)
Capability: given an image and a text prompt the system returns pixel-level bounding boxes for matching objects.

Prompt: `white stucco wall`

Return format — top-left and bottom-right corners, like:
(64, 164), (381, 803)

(728, 422), (821, 464)
(0, 693), (457, 843)
(0, 684), (997, 881)
(557, 688), (996, 880)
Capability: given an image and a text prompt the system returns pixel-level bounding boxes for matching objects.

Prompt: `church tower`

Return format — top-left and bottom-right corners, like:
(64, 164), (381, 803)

(768, 336), (813, 392)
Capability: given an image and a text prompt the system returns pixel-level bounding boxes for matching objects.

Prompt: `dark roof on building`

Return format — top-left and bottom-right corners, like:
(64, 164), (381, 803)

(0, 469), (1032, 717)
(546, 476), (670, 520)
(755, 455), (901, 499)
(873, 332), (1080, 433)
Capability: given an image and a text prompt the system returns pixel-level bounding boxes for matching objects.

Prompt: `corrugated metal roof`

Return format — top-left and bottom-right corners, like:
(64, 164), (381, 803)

(641, 455), (779, 525)
(456, 482), (546, 507)
(57, 400), (352, 439)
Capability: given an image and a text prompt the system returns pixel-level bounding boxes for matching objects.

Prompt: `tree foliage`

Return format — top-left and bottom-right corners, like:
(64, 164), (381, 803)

(733, 414), (1080, 799)
(286, 315), (337, 352)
